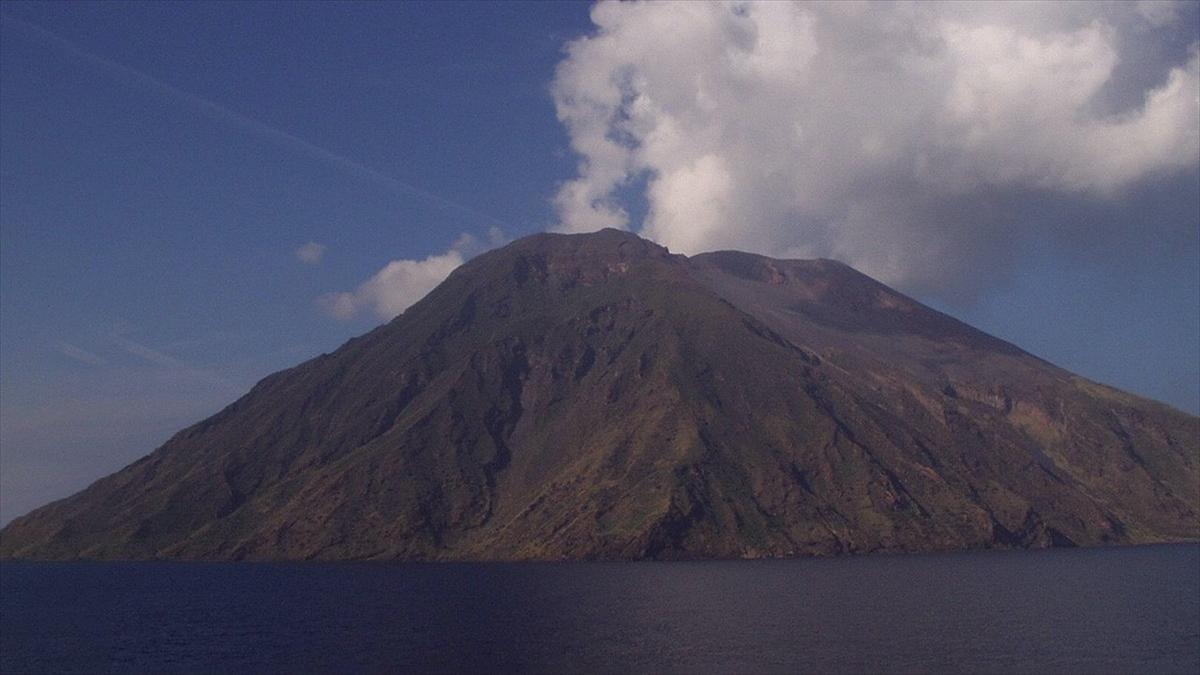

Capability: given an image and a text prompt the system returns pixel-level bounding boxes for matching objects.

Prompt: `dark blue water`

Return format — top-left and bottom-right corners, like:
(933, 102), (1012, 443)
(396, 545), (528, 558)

(2, 545), (1198, 674)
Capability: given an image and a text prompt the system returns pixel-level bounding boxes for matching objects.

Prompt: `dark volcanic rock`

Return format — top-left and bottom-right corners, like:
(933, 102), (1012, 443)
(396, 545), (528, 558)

(2, 229), (1197, 560)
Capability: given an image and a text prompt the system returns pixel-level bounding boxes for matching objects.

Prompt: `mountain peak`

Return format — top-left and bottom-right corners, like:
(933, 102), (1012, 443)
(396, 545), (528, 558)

(2, 229), (1196, 560)
(501, 227), (669, 256)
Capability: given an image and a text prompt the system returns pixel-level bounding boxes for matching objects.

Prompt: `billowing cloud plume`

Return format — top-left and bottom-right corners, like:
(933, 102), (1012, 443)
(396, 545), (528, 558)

(552, 0), (1200, 299)
(295, 242), (326, 265)
(319, 228), (508, 321)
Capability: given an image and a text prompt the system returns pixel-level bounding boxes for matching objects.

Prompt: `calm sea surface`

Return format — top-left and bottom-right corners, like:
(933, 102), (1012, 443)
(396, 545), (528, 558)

(2, 544), (1197, 674)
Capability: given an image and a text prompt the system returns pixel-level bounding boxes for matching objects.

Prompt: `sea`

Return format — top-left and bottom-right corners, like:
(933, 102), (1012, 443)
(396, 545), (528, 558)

(2, 544), (1197, 674)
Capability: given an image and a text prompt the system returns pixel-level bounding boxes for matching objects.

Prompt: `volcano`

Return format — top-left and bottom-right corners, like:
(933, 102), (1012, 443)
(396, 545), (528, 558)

(2, 229), (1197, 560)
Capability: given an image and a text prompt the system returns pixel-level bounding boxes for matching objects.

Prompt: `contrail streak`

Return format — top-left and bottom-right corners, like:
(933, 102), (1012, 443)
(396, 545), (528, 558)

(108, 331), (243, 393)
(0, 13), (509, 229)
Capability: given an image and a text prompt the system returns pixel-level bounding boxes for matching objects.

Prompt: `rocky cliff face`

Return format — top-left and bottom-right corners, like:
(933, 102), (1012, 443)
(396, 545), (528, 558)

(2, 229), (1197, 560)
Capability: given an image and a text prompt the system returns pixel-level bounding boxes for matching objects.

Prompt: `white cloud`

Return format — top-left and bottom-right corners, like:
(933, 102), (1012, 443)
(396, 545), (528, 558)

(551, 0), (1200, 298)
(1135, 1), (1183, 28)
(318, 250), (465, 321)
(319, 227), (509, 321)
(295, 241), (326, 265)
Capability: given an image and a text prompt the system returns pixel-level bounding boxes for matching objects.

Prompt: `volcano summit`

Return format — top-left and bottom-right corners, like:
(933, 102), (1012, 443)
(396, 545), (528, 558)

(2, 229), (1197, 560)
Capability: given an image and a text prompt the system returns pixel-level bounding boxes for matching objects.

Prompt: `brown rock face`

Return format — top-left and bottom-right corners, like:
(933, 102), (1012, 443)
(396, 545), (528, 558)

(2, 229), (1197, 560)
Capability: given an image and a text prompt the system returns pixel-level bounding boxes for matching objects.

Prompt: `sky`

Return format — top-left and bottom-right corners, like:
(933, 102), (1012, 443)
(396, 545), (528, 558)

(1, 1), (1197, 525)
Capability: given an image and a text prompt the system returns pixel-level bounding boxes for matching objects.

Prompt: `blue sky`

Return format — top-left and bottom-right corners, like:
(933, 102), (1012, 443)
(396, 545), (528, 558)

(1, 1), (1197, 523)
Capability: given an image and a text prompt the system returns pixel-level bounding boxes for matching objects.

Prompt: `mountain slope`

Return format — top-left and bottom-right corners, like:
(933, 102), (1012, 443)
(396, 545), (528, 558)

(2, 229), (1197, 560)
